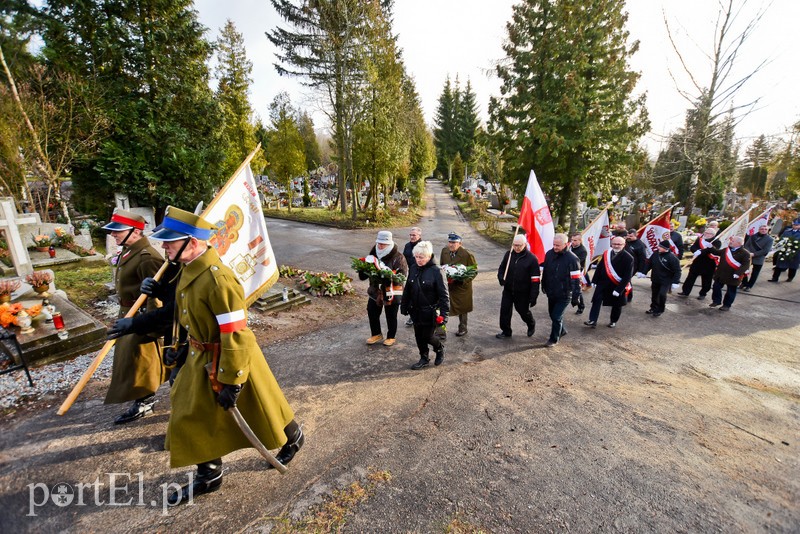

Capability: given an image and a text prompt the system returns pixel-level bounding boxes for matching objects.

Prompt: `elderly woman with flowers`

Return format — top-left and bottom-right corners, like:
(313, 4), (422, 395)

(354, 231), (408, 347)
(401, 241), (449, 370)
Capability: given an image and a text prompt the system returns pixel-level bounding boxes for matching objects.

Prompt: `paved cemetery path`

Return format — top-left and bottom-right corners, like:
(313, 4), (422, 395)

(1, 180), (799, 532)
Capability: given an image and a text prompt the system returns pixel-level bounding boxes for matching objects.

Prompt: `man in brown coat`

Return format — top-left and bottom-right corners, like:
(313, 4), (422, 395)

(440, 233), (477, 336)
(102, 210), (167, 424)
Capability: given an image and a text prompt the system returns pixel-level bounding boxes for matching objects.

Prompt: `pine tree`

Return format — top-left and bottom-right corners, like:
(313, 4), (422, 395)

(297, 111), (321, 172)
(433, 76), (459, 182)
(35, 0), (226, 216)
(264, 92), (306, 213)
(490, 0), (649, 230)
(456, 79), (480, 164)
(215, 19), (262, 176)
(268, 0), (374, 216)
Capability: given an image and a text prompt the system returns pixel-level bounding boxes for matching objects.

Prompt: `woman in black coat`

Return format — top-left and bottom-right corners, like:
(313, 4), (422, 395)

(401, 241), (450, 370)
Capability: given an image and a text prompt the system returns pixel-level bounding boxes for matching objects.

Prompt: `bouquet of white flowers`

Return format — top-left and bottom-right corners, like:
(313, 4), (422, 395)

(442, 264), (478, 283)
(774, 236), (800, 263)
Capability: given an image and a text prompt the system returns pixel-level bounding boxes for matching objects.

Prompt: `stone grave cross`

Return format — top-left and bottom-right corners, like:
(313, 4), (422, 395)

(0, 197), (36, 276)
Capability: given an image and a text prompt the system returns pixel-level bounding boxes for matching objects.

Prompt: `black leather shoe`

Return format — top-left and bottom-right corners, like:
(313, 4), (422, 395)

(767, 279), (778, 283)
(434, 346), (445, 366)
(495, 332), (511, 339)
(741, 286), (751, 292)
(411, 357), (430, 370)
(583, 320), (597, 328)
(268, 426), (304, 469)
(575, 308), (584, 315)
(677, 292), (689, 297)
(697, 294), (706, 300)
(645, 309), (654, 314)
(527, 325), (535, 337)
(114, 401), (154, 425)
(709, 302), (720, 307)
(167, 471), (222, 506)
(651, 312), (662, 317)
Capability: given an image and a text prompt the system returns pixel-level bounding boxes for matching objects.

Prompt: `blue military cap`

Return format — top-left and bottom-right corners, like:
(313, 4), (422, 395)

(150, 206), (215, 241)
(447, 232), (462, 242)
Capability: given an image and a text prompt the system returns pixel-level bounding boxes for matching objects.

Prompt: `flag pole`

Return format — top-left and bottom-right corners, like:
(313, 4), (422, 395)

(502, 224), (521, 281)
(635, 203), (678, 233)
(58, 144), (264, 416)
(579, 207), (610, 274)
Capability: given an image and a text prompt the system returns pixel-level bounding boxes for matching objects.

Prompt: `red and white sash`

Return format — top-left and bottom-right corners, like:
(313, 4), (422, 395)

(724, 248), (741, 270)
(603, 250), (632, 296)
(697, 238), (713, 250)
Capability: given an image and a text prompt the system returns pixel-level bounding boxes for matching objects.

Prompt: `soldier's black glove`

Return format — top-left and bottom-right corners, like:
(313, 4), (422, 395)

(162, 345), (187, 368)
(217, 383), (243, 410)
(140, 277), (161, 297)
(529, 296), (537, 308)
(571, 295), (580, 307)
(107, 317), (134, 340)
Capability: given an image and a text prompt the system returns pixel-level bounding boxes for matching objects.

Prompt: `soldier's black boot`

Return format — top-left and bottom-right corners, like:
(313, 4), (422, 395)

(268, 421), (304, 470)
(114, 394), (155, 424)
(167, 458), (223, 506)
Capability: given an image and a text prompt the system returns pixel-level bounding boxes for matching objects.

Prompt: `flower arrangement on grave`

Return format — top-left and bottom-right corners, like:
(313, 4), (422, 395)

(351, 255), (407, 284)
(0, 279), (21, 299)
(53, 226), (74, 246)
(25, 271), (53, 289)
(441, 264), (478, 283)
(774, 236), (800, 263)
(0, 302), (42, 328)
(32, 234), (52, 248)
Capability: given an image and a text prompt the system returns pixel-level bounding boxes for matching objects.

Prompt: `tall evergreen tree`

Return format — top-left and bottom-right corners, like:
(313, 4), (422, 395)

(35, 0), (226, 216)
(297, 111), (321, 172)
(433, 76), (459, 183)
(490, 0), (649, 230)
(264, 92), (306, 213)
(268, 0), (375, 217)
(738, 135), (772, 197)
(215, 19), (262, 176)
(456, 79), (480, 164)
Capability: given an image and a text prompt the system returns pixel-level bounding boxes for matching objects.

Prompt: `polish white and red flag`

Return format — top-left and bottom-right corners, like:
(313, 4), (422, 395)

(518, 169), (554, 263)
(746, 206), (772, 236)
(581, 208), (611, 268)
(636, 208), (672, 258)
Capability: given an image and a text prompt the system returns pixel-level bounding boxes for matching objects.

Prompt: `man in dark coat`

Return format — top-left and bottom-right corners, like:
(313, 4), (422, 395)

(360, 231), (409, 346)
(540, 233), (582, 346)
(101, 210), (167, 424)
(496, 234), (540, 339)
(625, 229), (648, 275)
(769, 218), (800, 282)
(644, 240), (682, 317)
(440, 232), (477, 336)
(569, 233), (588, 314)
(742, 223), (773, 291)
(401, 241), (449, 370)
(710, 235), (752, 311)
(402, 227), (422, 326)
(584, 236), (633, 328)
(677, 227), (720, 299)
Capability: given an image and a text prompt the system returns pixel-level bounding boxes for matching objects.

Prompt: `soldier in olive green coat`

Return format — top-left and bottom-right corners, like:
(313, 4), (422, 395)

(439, 233), (477, 336)
(150, 206), (303, 506)
(102, 210), (167, 424)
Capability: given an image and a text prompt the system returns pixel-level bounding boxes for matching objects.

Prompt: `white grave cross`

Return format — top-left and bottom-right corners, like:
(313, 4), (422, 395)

(0, 197), (37, 276)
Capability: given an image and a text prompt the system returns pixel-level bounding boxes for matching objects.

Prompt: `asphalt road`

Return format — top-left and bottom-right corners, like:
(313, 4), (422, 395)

(1, 180), (798, 532)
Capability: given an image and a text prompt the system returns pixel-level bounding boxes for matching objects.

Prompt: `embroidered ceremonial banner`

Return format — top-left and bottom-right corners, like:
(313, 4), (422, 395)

(716, 208), (752, 249)
(204, 146), (279, 307)
(517, 169), (554, 263)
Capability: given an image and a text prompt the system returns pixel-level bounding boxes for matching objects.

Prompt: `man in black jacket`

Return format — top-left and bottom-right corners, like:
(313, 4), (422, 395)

(540, 233), (582, 346)
(569, 233), (588, 314)
(677, 227), (720, 299)
(644, 240), (682, 317)
(584, 236), (634, 328)
(496, 234), (540, 339)
(741, 224), (773, 291)
(625, 229), (647, 275)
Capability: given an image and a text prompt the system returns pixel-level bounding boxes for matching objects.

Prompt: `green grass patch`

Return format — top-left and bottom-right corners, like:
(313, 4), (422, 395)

(263, 206), (420, 229)
(51, 263), (112, 310)
(458, 201), (515, 247)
